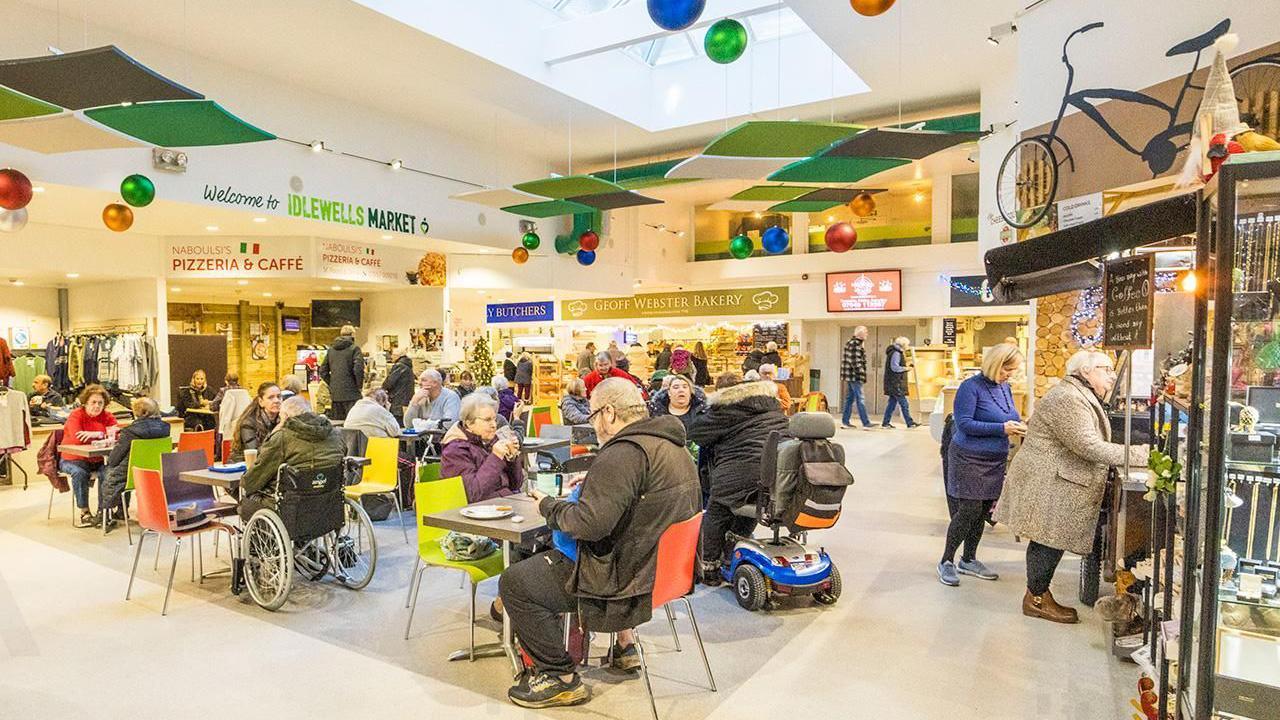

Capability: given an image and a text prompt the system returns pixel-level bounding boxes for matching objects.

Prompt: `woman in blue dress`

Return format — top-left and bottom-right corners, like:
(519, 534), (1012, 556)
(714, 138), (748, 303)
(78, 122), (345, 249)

(937, 343), (1026, 587)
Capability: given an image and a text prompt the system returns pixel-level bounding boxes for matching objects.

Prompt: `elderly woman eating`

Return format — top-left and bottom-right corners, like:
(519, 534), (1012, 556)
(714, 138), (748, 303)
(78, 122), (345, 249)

(440, 393), (523, 503)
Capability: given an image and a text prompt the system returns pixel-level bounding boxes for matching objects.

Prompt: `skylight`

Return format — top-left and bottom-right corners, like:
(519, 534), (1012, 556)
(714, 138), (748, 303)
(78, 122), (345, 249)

(527, 0), (630, 20)
(619, 6), (811, 68)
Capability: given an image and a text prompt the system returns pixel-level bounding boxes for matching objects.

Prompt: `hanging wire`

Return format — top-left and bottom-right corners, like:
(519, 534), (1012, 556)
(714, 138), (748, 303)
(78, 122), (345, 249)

(568, 107), (573, 176)
(612, 122), (618, 184)
(897, 1), (904, 126)
(776, 6), (782, 120)
(829, 46), (836, 123)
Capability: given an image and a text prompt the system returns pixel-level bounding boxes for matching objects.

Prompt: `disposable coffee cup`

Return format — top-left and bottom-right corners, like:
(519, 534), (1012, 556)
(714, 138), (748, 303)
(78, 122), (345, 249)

(244, 448), (258, 469)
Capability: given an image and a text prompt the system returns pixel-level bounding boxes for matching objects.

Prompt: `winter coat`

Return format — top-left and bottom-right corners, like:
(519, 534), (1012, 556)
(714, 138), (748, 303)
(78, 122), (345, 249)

(742, 349), (764, 374)
(343, 397), (401, 438)
(381, 355), (415, 417)
(688, 380), (789, 506)
(995, 376), (1149, 554)
(761, 350), (782, 368)
(231, 406), (278, 461)
(575, 349), (596, 375)
(439, 422), (523, 503)
(514, 358), (534, 385)
(691, 356), (710, 386)
(655, 347), (672, 371)
(884, 344), (909, 397)
(584, 367), (644, 397)
(239, 413), (346, 513)
(497, 387), (518, 420)
(502, 357), (517, 382)
(209, 383), (239, 413)
(38, 429), (67, 492)
(102, 416), (170, 509)
(540, 415), (701, 632)
(840, 337), (868, 384)
(669, 349), (692, 376)
(319, 335), (365, 403)
(560, 394), (592, 425)
(175, 385), (214, 416)
(648, 388), (706, 437)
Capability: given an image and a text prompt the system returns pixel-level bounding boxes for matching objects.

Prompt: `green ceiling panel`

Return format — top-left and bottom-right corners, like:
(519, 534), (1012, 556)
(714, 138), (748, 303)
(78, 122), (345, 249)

(904, 112), (982, 134)
(618, 176), (699, 190)
(85, 100), (274, 146)
(590, 158), (697, 189)
(0, 86), (61, 121)
(768, 199), (846, 213)
(513, 174), (622, 198)
(703, 121), (863, 158)
(500, 199), (596, 218)
(730, 185), (820, 201)
(767, 156), (909, 183)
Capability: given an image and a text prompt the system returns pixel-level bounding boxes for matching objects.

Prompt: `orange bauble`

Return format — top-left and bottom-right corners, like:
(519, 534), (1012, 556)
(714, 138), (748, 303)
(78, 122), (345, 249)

(849, 192), (876, 217)
(850, 0), (895, 17)
(511, 246), (529, 264)
(102, 203), (134, 232)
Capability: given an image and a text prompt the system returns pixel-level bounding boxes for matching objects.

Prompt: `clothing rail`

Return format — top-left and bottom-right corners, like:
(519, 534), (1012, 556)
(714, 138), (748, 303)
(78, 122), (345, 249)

(66, 322), (150, 337)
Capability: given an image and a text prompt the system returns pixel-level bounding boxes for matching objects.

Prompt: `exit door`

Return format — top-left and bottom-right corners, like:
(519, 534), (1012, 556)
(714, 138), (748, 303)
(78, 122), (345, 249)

(839, 324), (916, 417)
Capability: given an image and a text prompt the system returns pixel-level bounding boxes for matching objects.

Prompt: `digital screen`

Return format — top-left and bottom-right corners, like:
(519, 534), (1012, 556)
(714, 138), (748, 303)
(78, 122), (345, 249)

(281, 316), (301, 333)
(826, 270), (902, 312)
(311, 299), (361, 328)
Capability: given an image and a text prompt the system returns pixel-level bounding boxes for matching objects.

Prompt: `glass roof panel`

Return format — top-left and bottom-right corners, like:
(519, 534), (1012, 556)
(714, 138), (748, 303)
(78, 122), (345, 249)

(527, 0), (630, 20)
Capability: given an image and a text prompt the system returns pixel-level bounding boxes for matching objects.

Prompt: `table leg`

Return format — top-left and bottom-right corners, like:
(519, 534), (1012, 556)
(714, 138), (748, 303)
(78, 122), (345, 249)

(502, 540), (521, 677)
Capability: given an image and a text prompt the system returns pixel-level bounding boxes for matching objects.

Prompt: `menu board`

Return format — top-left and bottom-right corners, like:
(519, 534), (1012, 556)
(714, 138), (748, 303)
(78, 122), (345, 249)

(826, 269), (902, 312)
(942, 318), (958, 346)
(1103, 254), (1154, 350)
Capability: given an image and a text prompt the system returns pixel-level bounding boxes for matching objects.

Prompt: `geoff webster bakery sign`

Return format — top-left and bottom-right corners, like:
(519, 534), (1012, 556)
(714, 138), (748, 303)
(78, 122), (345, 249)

(562, 286), (788, 320)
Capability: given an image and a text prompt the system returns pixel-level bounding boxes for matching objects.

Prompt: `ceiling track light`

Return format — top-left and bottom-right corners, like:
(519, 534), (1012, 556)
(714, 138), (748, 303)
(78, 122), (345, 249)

(310, 140), (326, 153)
(643, 223), (684, 238)
(389, 159), (403, 171)
(987, 21), (1016, 46)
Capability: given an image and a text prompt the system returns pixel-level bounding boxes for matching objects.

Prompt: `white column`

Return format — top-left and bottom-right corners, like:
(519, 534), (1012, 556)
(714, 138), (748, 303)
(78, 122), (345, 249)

(931, 173), (952, 245)
(154, 277), (171, 403)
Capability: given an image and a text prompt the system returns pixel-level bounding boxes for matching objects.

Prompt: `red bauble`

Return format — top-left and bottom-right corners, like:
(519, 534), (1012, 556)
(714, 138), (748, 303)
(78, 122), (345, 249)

(825, 222), (858, 253)
(578, 230), (600, 251)
(0, 168), (33, 211)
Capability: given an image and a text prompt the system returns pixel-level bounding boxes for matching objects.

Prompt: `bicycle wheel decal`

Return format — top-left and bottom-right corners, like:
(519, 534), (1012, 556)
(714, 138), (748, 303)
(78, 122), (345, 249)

(1231, 59), (1280, 141)
(998, 137), (1057, 229)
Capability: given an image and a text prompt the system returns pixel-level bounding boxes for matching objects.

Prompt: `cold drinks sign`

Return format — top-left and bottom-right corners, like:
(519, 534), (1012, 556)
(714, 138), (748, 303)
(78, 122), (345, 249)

(826, 270), (903, 312)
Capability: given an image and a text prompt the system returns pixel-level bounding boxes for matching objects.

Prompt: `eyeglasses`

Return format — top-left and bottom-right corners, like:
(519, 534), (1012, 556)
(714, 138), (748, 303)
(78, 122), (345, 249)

(586, 403), (647, 423)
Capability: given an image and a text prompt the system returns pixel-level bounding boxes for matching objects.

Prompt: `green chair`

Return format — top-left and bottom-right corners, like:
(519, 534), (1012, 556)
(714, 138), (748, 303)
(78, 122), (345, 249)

(112, 436), (173, 545)
(403, 476), (504, 660)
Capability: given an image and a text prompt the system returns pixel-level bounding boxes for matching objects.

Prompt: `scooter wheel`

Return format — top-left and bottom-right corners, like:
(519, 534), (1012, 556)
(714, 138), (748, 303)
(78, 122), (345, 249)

(813, 564), (842, 606)
(733, 564), (767, 611)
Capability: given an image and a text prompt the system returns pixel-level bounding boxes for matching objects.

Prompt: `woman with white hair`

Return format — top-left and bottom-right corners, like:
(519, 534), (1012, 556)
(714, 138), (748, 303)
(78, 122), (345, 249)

(996, 349), (1149, 623)
(238, 396), (345, 521)
(440, 393), (522, 503)
(882, 336), (919, 428)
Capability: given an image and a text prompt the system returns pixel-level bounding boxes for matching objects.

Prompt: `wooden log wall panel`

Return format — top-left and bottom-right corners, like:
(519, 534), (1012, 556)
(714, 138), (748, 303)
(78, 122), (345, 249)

(167, 302), (312, 391)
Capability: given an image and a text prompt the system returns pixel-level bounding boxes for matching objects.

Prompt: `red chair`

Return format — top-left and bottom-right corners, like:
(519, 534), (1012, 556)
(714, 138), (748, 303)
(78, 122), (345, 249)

(634, 513), (716, 720)
(221, 438), (232, 463)
(178, 430), (216, 466)
(125, 468), (235, 616)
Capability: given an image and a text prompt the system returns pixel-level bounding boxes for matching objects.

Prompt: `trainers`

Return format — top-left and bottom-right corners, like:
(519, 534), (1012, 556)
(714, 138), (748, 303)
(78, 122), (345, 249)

(699, 561), (723, 587)
(508, 671), (589, 709)
(937, 561), (960, 587)
(881, 424), (896, 429)
(957, 558), (998, 581)
(609, 642), (641, 672)
(840, 423), (856, 430)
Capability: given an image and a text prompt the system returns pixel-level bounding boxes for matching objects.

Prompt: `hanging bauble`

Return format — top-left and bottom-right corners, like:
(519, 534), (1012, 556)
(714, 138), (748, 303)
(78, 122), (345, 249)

(554, 232), (580, 255)
(761, 225), (790, 254)
(512, 246), (530, 264)
(120, 174), (156, 207)
(521, 231), (541, 250)
(578, 230), (600, 251)
(728, 233), (754, 260)
(824, 222), (858, 253)
(0, 207), (29, 233)
(102, 203), (134, 232)
(704, 18), (748, 64)
(849, 0), (895, 17)
(850, 192), (876, 217)
(0, 168), (33, 210)
(647, 0), (705, 31)
(576, 249), (597, 266)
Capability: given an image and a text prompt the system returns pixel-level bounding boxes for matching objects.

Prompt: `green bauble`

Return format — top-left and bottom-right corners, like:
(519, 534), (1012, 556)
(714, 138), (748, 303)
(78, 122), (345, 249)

(728, 233), (754, 259)
(704, 18), (748, 64)
(521, 231), (541, 250)
(120, 174), (155, 207)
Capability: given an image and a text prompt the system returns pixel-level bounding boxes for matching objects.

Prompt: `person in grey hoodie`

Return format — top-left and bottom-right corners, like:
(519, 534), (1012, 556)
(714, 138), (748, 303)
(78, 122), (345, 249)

(319, 324), (364, 422)
(344, 388), (401, 438)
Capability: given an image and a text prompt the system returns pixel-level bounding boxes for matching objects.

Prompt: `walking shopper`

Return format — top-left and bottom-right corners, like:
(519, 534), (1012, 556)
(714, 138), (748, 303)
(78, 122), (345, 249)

(514, 351), (534, 402)
(996, 350), (1149, 623)
(319, 324), (364, 421)
(882, 336), (919, 428)
(937, 344), (1025, 587)
(840, 326), (872, 429)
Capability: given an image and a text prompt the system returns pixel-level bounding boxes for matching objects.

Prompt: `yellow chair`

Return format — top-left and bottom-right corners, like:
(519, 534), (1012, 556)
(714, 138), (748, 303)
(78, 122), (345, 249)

(344, 436), (408, 543)
(403, 476), (505, 659)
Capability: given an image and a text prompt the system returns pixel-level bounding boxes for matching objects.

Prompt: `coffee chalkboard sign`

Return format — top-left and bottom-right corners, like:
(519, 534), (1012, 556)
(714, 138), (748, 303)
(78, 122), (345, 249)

(1103, 254), (1154, 349)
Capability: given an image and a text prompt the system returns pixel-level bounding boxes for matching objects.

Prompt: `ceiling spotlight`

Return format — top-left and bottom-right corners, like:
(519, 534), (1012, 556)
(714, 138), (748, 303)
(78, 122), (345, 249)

(389, 159), (403, 171)
(11, 280), (24, 286)
(677, 230), (685, 237)
(753, 212), (762, 219)
(206, 225), (220, 232)
(253, 217), (267, 223)
(381, 234), (392, 240)
(331, 286), (342, 291)
(170, 286), (180, 292)
(262, 292), (273, 297)
(237, 280), (249, 286)
(32, 186), (45, 193)
(310, 140), (325, 153)
(986, 36), (999, 46)
(987, 21), (1015, 47)
(913, 191), (926, 204)
(826, 215), (835, 223)
(65, 272), (79, 278)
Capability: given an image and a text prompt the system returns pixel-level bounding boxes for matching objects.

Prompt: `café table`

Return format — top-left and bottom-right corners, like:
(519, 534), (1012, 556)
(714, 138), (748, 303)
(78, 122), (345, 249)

(178, 467), (246, 493)
(56, 443), (115, 458)
(419, 493), (547, 675)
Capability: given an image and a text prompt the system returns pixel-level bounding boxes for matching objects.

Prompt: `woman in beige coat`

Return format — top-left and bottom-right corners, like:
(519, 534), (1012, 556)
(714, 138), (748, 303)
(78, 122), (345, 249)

(996, 350), (1148, 624)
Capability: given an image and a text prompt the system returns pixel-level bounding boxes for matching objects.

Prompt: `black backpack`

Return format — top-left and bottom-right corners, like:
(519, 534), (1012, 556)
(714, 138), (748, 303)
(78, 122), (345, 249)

(771, 434), (854, 533)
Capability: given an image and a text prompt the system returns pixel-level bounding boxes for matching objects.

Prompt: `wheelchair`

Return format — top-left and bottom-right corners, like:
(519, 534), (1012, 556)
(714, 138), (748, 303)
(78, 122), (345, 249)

(240, 456), (377, 611)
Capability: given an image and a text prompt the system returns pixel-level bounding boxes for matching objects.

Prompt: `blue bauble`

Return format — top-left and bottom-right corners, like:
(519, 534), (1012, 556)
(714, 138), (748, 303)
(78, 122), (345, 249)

(647, 0), (705, 31)
(761, 225), (790, 254)
(576, 249), (597, 266)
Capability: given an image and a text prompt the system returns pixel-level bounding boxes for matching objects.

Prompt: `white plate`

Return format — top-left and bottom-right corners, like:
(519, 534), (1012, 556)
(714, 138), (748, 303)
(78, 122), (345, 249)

(461, 505), (514, 520)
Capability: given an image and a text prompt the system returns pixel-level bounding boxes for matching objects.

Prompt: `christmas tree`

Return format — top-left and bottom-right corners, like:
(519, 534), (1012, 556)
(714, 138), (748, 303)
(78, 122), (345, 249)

(470, 335), (494, 385)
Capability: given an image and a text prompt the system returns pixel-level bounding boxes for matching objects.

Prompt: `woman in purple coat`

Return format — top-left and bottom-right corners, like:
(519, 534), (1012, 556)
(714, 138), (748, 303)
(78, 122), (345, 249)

(440, 393), (523, 503)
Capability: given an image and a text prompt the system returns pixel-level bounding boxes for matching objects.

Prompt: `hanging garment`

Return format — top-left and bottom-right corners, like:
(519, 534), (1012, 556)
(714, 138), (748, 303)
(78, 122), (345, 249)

(45, 336), (69, 392)
(97, 335), (116, 385)
(82, 336), (99, 385)
(0, 389), (32, 451)
(11, 354), (44, 395)
(67, 338), (84, 389)
(0, 337), (13, 386)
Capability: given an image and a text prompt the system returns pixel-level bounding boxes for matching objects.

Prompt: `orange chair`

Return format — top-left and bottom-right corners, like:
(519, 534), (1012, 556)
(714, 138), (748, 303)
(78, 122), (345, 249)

(633, 513), (715, 720)
(525, 405), (554, 439)
(125, 468), (235, 616)
(178, 430), (216, 466)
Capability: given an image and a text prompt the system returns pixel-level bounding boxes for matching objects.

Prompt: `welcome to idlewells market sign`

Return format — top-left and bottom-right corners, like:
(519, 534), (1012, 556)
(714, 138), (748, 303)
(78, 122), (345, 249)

(201, 183), (429, 236)
(562, 286), (788, 321)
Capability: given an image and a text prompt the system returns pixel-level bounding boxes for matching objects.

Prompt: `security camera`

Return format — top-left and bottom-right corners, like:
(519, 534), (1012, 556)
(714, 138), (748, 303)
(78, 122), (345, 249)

(801, 273), (810, 281)
(967, 149), (978, 164)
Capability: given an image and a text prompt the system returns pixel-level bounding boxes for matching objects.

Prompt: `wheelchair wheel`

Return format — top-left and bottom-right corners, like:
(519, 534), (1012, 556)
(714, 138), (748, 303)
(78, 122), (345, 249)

(294, 540), (330, 581)
(242, 509), (294, 611)
(331, 497), (377, 590)
(732, 564), (767, 612)
(813, 564), (842, 606)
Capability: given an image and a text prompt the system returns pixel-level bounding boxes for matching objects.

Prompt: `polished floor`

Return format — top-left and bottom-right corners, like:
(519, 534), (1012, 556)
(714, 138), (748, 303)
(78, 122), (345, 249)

(0, 427), (1136, 719)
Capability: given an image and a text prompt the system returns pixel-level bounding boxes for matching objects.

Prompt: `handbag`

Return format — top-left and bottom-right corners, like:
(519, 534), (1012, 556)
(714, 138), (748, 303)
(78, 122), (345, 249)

(439, 531), (498, 561)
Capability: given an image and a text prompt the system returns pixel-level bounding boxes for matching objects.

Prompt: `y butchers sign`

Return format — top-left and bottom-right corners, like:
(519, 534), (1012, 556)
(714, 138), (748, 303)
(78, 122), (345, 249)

(200, 183), (429, 236)
(486, 301), (555, 324)
(1103, 254), (1154, 350)
(562, 287), (788, 320)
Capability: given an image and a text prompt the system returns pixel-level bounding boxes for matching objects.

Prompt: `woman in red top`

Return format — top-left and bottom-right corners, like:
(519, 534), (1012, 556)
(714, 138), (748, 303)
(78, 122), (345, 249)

(61, 384), (119, 527)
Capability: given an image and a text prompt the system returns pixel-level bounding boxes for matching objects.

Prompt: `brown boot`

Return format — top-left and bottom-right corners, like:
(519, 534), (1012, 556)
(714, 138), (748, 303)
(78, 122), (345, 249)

(1022, 590), (1079, 624)
(1041, 590), (1079, 623)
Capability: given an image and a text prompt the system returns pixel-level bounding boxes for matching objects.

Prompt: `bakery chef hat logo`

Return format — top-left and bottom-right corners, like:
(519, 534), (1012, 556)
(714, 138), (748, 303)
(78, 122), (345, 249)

(878, 279), (894, 292)
(833, 281), (847, 294)
(852, 274), (874, 297)
(567, 301), (588, 318)
(752, 290), (780, 311)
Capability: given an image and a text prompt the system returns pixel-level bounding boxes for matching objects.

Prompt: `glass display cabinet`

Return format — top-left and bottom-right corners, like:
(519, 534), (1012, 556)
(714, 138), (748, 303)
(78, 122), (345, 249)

(1178, 151), (1280, 720)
